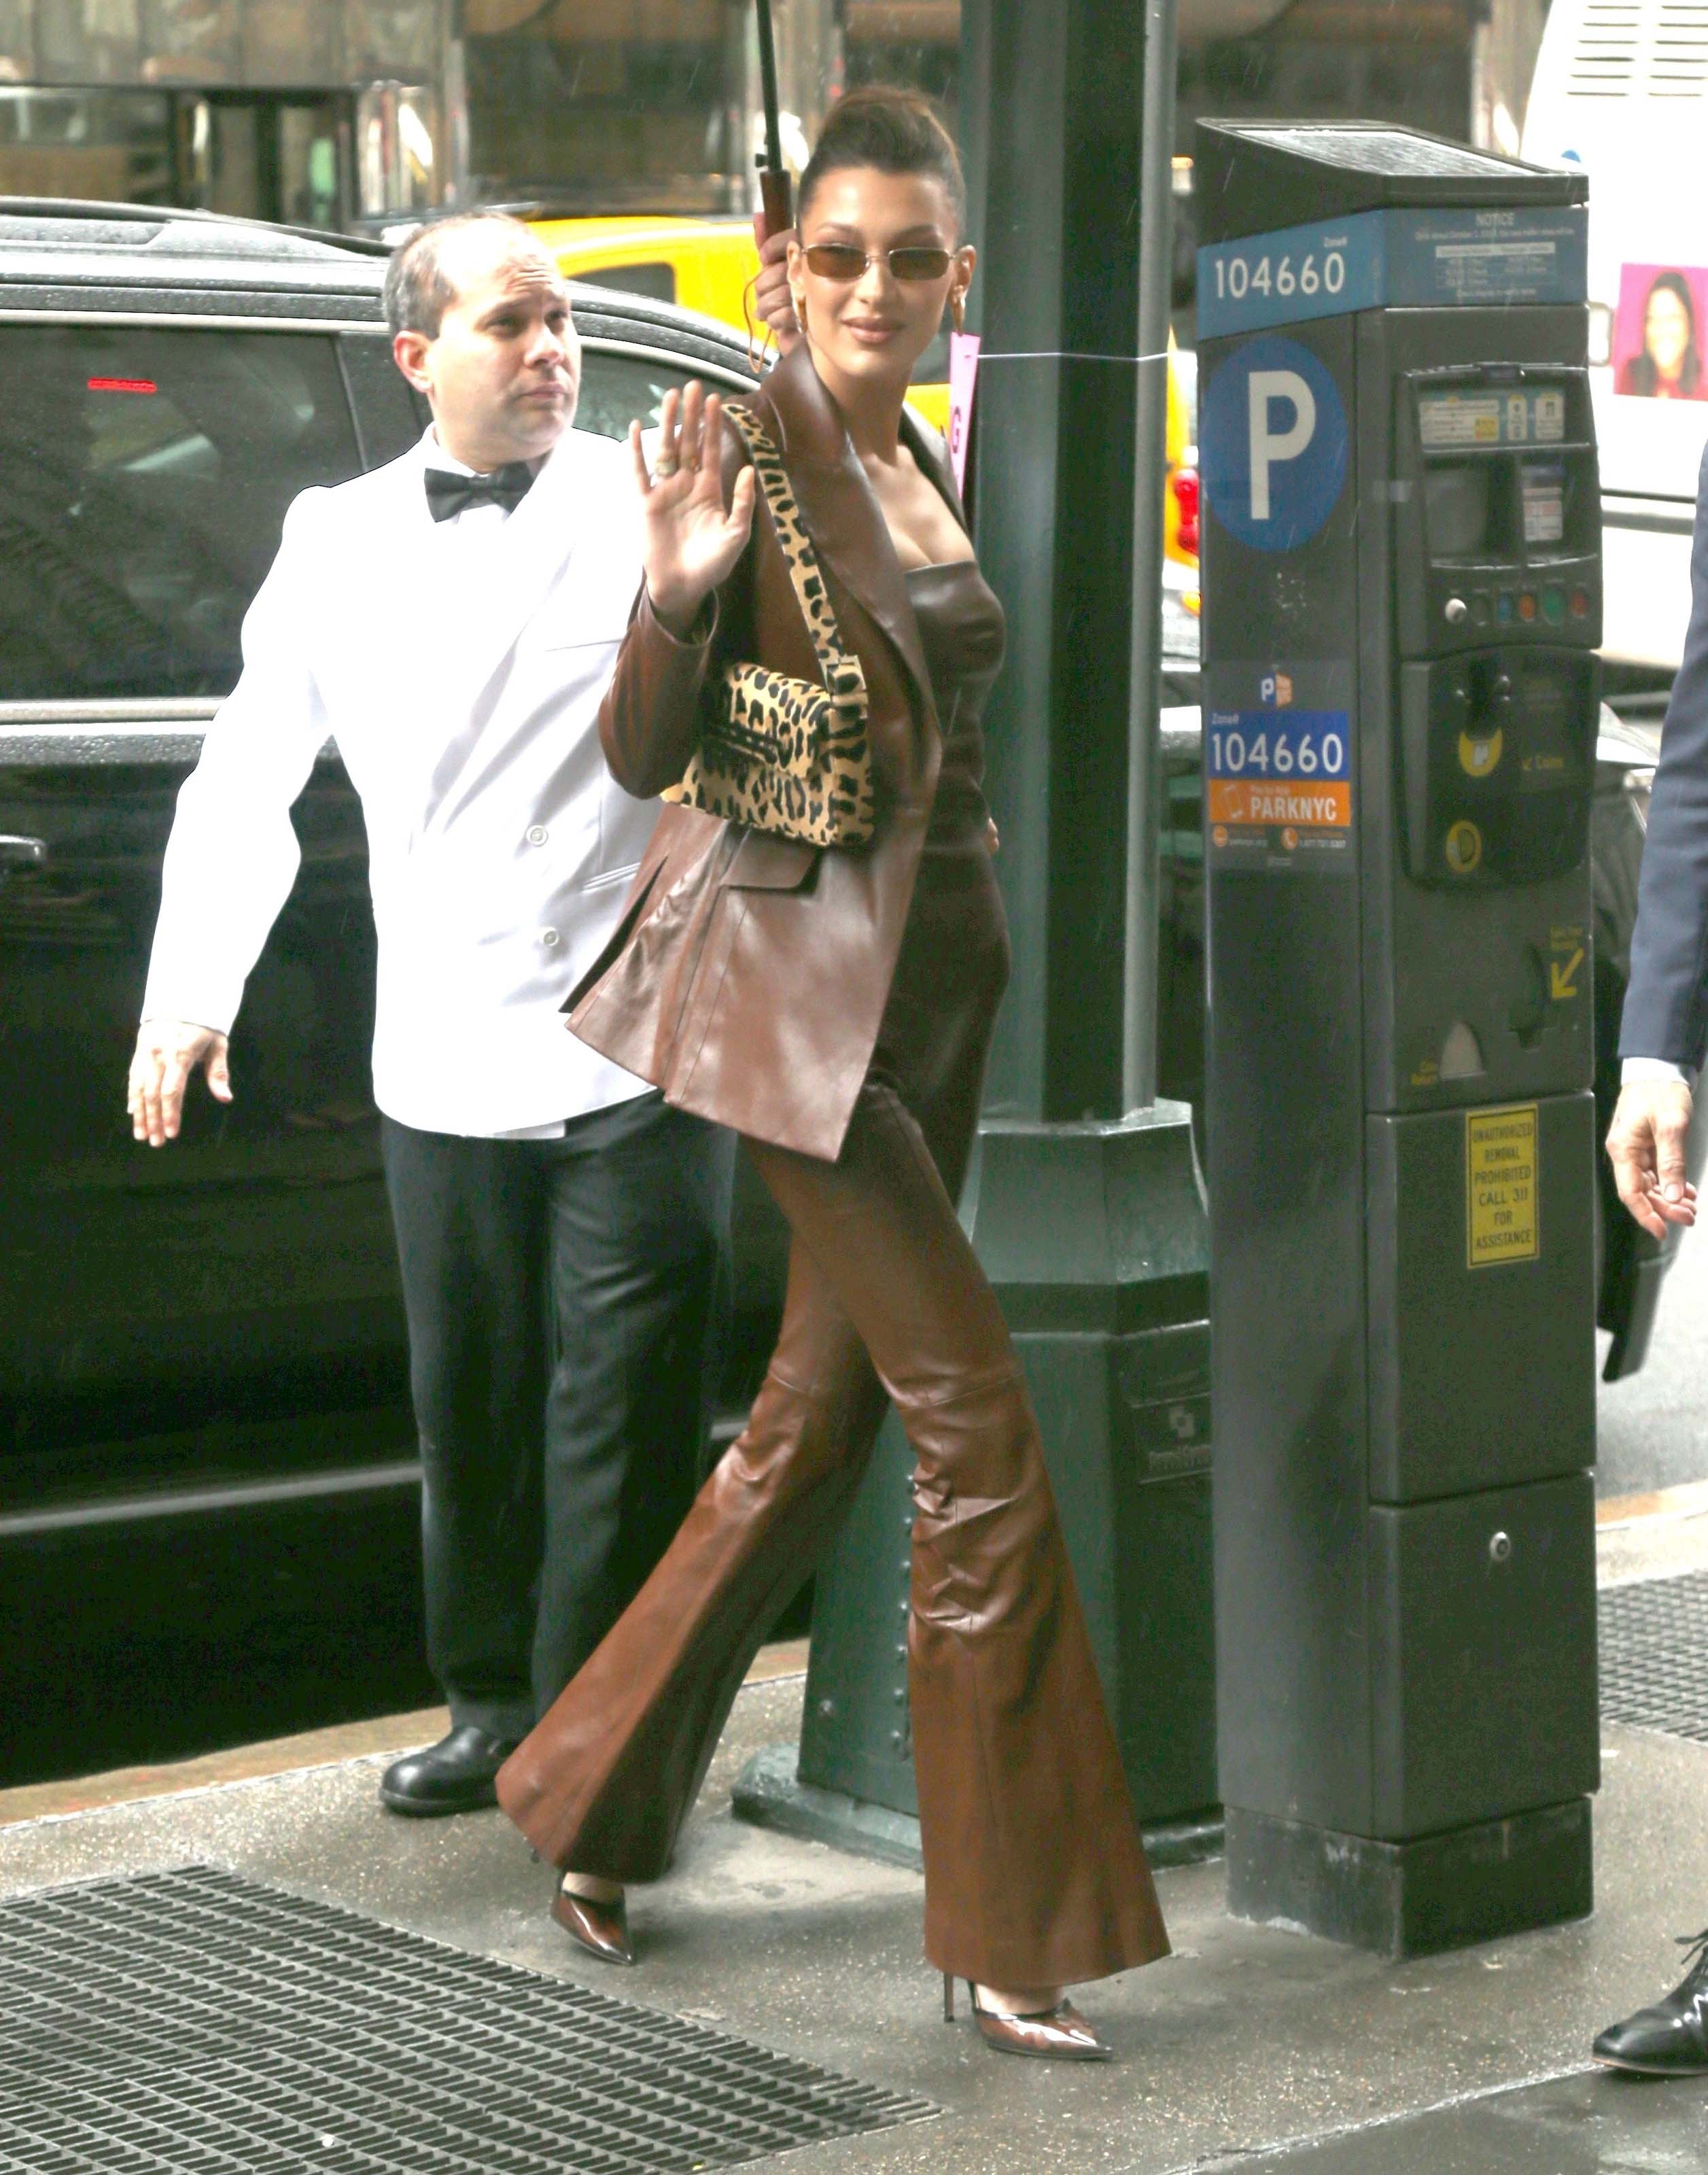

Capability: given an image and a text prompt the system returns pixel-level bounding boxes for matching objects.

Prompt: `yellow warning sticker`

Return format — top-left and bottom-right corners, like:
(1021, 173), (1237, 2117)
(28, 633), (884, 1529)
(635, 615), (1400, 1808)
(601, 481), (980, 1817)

(1466, 1103), (1539, 1269)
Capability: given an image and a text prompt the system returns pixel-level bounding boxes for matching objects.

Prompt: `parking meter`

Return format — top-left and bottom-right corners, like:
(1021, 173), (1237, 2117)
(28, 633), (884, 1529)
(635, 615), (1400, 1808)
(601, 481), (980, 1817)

(1197, 122), (1599, 1954)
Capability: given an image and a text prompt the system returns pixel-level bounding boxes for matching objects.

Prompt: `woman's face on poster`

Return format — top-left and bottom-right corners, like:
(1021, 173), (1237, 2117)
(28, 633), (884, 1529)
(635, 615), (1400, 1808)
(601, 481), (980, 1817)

(1646, 284), (1692, 375)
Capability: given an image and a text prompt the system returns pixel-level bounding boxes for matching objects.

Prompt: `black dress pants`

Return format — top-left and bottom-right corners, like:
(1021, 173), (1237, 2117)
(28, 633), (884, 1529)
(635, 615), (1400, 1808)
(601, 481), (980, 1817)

(381, 1091), (733, 1741)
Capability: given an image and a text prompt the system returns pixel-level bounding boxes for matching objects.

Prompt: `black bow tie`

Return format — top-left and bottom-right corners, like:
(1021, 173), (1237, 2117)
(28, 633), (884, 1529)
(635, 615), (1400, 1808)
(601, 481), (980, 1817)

(425, 460), (536, 523)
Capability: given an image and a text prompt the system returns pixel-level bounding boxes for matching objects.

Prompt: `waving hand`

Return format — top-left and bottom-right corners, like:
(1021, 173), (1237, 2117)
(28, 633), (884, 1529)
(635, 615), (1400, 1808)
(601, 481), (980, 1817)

(631, 383), (756, 636)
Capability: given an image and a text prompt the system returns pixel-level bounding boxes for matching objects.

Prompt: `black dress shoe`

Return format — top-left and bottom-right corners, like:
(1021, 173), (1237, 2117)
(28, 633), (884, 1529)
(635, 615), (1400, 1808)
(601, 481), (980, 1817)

(1594, 1929), (1708, 2075)
(379, 1726), (521, 1817)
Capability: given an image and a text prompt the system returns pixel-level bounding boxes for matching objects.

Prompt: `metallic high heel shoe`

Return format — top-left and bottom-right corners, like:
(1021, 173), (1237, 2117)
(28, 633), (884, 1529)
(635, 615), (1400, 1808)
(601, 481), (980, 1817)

(551, 1879), (634, 1966)
(942, 1973), (1112, 2061)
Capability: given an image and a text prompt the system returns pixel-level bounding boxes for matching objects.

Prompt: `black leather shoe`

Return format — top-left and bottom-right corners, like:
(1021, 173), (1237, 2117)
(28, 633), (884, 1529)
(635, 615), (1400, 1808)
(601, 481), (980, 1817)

(1594, 1929), (1708, 2075)
(379, 1726), (520, 1817)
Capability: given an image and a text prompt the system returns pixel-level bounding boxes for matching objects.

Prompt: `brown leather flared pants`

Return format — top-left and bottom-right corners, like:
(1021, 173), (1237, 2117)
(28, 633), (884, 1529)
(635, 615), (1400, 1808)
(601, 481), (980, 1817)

(498, 837), (1170, 1991)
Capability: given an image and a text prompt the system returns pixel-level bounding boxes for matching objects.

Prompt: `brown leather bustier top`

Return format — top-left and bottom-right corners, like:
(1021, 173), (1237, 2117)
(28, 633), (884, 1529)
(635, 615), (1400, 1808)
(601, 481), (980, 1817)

(904, 559), (1007, 833)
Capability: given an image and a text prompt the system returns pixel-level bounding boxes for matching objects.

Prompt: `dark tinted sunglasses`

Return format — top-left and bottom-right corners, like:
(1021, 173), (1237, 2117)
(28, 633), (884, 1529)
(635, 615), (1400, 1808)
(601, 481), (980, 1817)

(802, 242), (956, 283)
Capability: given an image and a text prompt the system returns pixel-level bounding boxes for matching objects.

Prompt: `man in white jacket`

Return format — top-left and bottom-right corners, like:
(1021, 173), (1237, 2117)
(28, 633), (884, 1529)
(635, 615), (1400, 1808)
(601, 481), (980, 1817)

(128, 213), (732, 1828)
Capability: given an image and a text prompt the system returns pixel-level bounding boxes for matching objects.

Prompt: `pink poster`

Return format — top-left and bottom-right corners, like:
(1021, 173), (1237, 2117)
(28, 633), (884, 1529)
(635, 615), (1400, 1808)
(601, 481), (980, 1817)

(1614, 263), (1708, 400)
(947, 330), (980, 494)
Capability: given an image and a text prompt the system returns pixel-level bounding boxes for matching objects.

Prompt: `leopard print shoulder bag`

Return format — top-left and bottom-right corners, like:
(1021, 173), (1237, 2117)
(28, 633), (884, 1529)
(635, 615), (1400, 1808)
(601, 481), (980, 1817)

(662, 404), (876, 849)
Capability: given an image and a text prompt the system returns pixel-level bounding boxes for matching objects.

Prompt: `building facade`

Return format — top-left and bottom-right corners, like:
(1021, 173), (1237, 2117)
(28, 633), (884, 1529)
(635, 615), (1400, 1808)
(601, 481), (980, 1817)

(0, 1), (1554, 233)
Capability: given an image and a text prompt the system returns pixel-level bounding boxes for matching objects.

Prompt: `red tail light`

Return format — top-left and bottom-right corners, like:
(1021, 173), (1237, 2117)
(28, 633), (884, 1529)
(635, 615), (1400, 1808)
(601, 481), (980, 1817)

(88, 377), (158, 394)
(1171, 465), (1200, 557)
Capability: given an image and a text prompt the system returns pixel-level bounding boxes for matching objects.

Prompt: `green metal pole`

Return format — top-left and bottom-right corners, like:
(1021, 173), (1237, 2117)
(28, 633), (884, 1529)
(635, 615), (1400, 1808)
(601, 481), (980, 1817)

(1123, 0), (1179, 1117)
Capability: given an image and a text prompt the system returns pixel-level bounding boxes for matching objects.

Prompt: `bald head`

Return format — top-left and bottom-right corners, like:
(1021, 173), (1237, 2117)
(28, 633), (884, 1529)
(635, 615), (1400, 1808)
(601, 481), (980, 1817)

(388, 213), (580, 472)
(385, 212), (561, 341)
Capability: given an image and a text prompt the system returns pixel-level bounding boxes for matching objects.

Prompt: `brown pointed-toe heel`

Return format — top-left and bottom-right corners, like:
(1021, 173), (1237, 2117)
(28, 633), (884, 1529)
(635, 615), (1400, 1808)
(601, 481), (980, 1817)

(945, 1974), (1111, 2061)
(551, 1881), (633, 1966)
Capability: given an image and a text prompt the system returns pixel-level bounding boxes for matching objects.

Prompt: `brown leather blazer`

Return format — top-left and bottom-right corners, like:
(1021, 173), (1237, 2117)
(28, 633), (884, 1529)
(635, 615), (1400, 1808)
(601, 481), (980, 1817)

(565, 341), (965, 1162)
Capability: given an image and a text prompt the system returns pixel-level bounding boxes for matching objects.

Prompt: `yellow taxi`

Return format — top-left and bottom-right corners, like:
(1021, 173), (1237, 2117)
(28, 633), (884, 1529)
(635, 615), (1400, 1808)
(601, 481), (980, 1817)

(537, 214), (1198, 576)
(534, 215), (763, 334)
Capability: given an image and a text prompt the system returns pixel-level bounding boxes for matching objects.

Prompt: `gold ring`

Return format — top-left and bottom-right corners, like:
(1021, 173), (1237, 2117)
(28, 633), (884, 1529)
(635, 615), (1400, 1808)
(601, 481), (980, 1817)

(653, 453), (680, 478)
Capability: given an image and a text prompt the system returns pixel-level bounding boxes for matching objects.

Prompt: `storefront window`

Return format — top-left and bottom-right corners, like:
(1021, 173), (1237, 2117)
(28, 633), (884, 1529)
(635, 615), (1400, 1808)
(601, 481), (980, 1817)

(466, 2), (745, 215)
(843, 1), (960, 121)
(341, 0), (440, 78)
(35, 0), (143, 84)
(0, 86), (173, 201)
(140, 0), (241, 84)
(356, 81), (437, 221)
(241, 1), (338, 86)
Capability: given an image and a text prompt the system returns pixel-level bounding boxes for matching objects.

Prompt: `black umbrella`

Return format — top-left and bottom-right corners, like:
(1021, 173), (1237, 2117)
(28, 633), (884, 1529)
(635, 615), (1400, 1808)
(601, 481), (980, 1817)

(754, 0), (792, 241)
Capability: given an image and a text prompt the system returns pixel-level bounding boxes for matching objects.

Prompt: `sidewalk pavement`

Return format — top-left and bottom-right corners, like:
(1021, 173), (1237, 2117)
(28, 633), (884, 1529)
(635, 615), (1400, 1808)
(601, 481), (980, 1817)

(6, 1516), (1708, 2174)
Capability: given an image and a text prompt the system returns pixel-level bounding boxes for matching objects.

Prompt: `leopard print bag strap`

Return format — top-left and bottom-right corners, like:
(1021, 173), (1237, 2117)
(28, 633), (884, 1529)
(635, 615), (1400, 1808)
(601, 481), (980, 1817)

(722, 404), (861, 695)
(659, 403), (876, 848)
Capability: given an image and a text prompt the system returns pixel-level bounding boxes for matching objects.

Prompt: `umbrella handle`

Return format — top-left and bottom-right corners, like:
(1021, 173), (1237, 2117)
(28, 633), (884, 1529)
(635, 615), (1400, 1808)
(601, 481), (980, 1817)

(759, 167), (794, 245)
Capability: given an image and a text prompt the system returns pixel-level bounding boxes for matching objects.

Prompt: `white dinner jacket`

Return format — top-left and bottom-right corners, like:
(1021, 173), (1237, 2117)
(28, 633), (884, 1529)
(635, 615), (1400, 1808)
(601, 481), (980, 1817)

(143, 425), (661, 1137)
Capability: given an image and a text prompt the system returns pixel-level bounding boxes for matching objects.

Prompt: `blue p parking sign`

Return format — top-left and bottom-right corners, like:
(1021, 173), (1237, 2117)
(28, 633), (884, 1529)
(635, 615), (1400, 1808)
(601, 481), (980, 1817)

(1201, 334), (1348, 553)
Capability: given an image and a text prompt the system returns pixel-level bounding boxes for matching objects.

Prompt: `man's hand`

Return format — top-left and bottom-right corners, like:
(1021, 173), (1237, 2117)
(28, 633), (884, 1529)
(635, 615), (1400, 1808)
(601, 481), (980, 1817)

(1606, 1075), (1698, 1240)
(752, 220), (800, 353)
(632, 383), (756, 635)
(128, 1019), (232, 1147)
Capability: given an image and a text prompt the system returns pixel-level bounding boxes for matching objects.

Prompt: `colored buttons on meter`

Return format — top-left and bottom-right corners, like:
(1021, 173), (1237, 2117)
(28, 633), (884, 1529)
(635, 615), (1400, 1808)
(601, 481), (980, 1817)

(1495, 591), (1514, 625)
(1459, 728), (1503, 778)
(1444, 820), (1484, 876)
(1541, 587), (1566, 625)
(1517, 592), (1537, 621)
(1569, 589), (1590, 619)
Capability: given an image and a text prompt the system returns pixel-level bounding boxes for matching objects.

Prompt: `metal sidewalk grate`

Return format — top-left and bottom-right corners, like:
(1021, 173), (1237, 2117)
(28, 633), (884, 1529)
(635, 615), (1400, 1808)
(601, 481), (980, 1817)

(0, 1864), (937, 2175)
(1600, 1569), (1708, 1741)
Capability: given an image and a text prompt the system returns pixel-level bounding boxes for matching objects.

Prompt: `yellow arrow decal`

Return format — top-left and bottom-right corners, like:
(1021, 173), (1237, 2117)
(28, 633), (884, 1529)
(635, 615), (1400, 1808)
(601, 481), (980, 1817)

(1550, 947), (1584, 1001)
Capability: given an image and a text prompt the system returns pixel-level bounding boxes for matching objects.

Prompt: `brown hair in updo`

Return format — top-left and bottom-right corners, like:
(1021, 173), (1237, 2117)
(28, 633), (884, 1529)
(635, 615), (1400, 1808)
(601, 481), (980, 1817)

(797, 86), (966, 236)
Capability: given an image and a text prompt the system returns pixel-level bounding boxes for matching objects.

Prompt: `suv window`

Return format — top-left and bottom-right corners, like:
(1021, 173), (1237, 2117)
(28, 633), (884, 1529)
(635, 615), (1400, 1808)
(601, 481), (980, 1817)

(0, 324), (360, 703)
(576, 344), (752, 442)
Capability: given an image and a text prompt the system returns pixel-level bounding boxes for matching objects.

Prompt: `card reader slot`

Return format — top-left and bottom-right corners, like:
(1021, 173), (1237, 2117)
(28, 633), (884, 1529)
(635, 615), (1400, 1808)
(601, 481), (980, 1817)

(1399, 648), (1595, 888)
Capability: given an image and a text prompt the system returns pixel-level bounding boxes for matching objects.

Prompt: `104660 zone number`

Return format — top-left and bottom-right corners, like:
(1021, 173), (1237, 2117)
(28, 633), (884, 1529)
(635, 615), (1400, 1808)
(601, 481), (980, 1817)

(1208, 720), (1348, 780)
(1209, 249), (1346, 305)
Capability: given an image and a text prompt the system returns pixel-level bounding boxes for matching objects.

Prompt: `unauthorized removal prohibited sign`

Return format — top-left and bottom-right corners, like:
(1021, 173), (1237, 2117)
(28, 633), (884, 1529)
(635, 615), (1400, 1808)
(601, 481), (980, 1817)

(1466, 1103), (1539, 1269)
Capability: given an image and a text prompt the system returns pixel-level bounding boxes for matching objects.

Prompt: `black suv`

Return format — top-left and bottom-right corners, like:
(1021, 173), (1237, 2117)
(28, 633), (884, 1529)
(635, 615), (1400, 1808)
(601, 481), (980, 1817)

(0, 202), (1675, 1789)
(0, 202), (788, 1786)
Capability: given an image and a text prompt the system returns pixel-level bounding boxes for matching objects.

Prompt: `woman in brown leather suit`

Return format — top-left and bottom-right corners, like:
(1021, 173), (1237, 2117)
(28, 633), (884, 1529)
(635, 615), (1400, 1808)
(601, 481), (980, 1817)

(498, 87), (1169, 2059)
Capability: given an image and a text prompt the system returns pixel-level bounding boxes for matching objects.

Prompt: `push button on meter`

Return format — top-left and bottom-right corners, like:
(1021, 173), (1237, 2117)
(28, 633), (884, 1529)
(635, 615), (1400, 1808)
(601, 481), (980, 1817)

(1458, 729), (1503, 779)
(1444, 820), (1484, 876)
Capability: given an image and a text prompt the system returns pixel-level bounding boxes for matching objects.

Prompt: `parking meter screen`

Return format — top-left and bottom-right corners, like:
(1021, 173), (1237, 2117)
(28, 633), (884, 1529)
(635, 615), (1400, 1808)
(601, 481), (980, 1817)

(1520, 462), (1567, 546)
(1424, 466), (1491, 557)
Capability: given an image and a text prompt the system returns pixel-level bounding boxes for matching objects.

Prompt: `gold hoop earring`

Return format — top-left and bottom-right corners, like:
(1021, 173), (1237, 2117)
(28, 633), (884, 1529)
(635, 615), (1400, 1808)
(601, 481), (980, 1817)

(952, 291), (966, 334)
(790, 289), (809, 335)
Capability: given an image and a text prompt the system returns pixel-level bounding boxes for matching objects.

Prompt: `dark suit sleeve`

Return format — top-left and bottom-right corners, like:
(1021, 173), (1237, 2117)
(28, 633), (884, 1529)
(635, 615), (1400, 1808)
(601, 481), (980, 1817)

(1618, 442), (1708, 1067)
